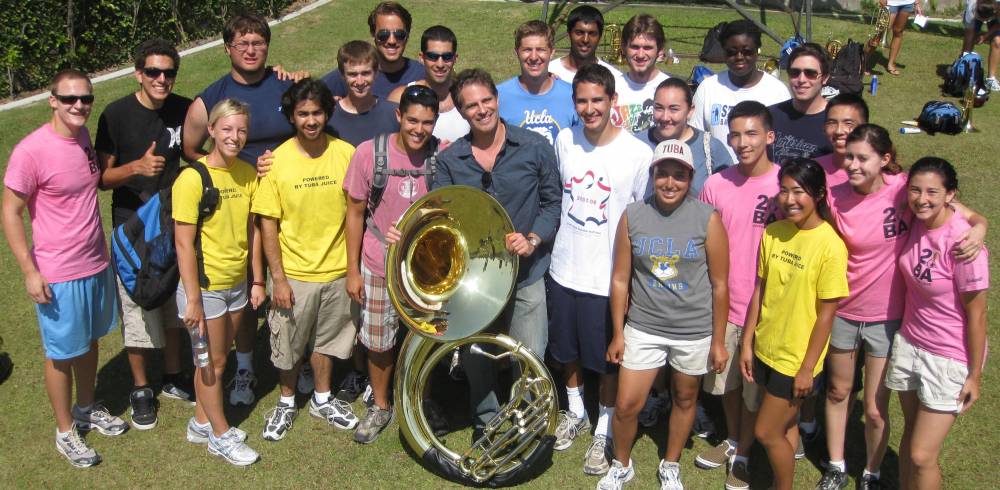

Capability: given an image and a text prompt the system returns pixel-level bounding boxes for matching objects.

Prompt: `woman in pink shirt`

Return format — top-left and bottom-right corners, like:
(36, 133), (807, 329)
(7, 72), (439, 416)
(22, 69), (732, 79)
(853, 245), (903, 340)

(885, 157), (988, 489)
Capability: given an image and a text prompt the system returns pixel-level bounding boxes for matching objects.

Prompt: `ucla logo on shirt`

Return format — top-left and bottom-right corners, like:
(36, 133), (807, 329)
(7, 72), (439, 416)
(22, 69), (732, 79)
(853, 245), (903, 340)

(710, 103), (733, 127)
(651, 254), (680, 281)
(912, 248), (938, 283)
(519, 109), (562, 146)
(563, 170), (611, 228)
(634, 236), (699, 291)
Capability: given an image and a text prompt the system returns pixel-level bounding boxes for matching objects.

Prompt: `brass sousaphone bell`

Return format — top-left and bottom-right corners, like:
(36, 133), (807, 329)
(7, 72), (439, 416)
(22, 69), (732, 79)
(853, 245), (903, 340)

(387, 185), (558, 486)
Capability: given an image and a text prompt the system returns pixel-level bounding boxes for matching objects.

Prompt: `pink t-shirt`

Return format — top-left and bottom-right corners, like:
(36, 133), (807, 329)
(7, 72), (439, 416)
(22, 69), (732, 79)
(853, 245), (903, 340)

(815, 154), (849, 189)
(828, 172), (910, 321)
(700, 164), (780, 326)
(899, 212), (989, 363)
(3, 123), (108, 283)
(343, 134), (430, 277)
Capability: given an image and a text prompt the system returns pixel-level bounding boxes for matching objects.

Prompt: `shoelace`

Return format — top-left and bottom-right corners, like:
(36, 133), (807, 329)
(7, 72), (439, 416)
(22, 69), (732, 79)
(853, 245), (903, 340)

(557, 413), (578, 437)
(331, 399), (354, 416)
(232, 372), (253, 391)
(63, 429), (88, 454)
(89, 403), (115, 423)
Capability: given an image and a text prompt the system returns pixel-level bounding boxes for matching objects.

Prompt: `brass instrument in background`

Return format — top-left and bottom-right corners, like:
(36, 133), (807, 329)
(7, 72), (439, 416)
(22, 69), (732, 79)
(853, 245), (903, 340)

(759, 58), (780, 77)
(601, 23), (627, 66)
(867, 5), (891, 50)
(388, 186), (559, 486)
(826, 39), (844, 59)
(962, 79), (979, 133)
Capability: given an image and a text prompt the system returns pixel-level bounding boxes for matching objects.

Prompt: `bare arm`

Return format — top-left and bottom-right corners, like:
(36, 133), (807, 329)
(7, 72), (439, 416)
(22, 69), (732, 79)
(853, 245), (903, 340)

(740, 277), (764, 383)
(387, 85), (405, 104)
(2, 187), (51, 303)
(794, 299), (839, 398)
(345, 194), (367, 303)
(706, 212), (731, 373)
(98, 143), (166, 190)
(175, 221), (205, 334)
(260, 216), (293, 309)
(959, 289), (988, 412)
(950, 201), (988, 262)
(606, 214), (632, 365)
(249, 215), (266, 309)
(182, 98), (210, 163)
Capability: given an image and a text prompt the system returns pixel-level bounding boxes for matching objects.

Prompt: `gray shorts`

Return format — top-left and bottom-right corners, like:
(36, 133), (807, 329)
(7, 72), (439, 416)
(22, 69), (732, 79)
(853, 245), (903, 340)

(175, 282), (248, 320)
(829, 316), (900, 358)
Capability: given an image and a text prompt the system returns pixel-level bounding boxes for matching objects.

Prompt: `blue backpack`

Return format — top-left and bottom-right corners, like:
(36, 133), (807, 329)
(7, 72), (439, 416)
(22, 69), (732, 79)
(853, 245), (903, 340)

(689, 65), (715, 89)
(112, 161), (218, 309)
(916, 101), (963, 135)
(779, 35), (804, 70)
(944, 52), (984, 97)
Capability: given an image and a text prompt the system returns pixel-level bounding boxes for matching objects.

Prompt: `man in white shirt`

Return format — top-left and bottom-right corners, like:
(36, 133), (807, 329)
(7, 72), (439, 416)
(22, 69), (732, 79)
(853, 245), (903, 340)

(611, 14), (670, 134)
(548, 5), (623, 81)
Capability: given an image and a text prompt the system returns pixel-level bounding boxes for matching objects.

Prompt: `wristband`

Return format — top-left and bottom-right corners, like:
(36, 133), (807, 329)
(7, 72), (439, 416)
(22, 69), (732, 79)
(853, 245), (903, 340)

(252, 281), (265, 287)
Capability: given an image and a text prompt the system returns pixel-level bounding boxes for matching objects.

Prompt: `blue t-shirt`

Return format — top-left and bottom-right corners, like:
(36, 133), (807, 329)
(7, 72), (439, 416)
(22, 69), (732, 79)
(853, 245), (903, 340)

(321, 58), (426, 100)
(198, 69), (294, 165)
(638, 127), (733, 197)
(767, 100), (832, 165)
(497, 77), (579, 147)
(326, 98), (400, 148)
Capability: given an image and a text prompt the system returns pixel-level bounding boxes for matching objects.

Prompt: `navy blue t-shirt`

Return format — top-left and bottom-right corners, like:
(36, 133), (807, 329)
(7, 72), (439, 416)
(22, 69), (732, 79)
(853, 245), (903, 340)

(767, 100), (832, 165)
(327, 98), (400, 148)
(321, 58), (426, 100)
(198, 68), (294, 165)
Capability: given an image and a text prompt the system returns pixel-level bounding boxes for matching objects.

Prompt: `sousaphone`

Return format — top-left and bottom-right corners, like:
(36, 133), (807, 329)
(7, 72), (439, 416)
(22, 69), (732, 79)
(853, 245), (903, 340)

(387, 185), (558, 486)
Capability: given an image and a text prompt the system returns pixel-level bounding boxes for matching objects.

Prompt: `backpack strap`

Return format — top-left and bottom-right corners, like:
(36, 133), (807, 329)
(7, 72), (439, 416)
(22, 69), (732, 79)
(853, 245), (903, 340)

(185, 161), (219, 290)
(701, 130), (713, 176)
(364, 135), (440, 245)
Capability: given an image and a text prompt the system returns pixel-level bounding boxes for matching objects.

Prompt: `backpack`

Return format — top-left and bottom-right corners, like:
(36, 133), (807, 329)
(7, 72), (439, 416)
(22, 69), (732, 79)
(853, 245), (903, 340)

(943, 52), (985, 97)
(778, 35), (804, 70)
(365, 132), (439, 243)
(699, 22), (729, 63)
(826, 39), (865, 95)
(689, 65), (715, 90)
(916, 101), (963, 135)
(112, 161), (218, 309)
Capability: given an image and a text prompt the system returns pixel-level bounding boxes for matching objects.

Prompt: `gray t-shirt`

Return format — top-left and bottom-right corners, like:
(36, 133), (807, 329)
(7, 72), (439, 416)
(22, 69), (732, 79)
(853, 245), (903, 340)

(625, 196), (716, 339)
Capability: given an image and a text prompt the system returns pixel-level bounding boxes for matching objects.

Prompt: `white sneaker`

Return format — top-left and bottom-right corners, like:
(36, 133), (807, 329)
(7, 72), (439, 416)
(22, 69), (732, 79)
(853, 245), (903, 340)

(597, 459), (635, 490)
(208, 427), (259, 466)
(658, 460), (684, 490)
(261, 403), (297, 441)
(71, 402), (128, 436)
(228, 369), (256, 406)
(986, 77), (1000, 92)
(186, 417), (247, 445)
(309, 397), (359, 430)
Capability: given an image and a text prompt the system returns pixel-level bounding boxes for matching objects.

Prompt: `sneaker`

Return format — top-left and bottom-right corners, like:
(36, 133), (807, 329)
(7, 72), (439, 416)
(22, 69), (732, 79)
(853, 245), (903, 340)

(297, 364), (315, 395)
(583, 435), (611, 475)
(228, 369), (256, 406)
(309, 397), (359, 430)
(186, 417), (247, 445)
(597, 459), (635, 490)
(725, 459), (751, 490)
(695, 439), (735, 469)
(554, 411), (591, 451)
(335, 370), (368, 402)
(161, 375), (194, 403)
(128, 387), (158, 430)
(362, 382), (375, 408)
(354, 405), (394, 444)
(448, 348), (466, 381)
(261, 403), (297, 441)
(72, 402), (128, 436)
(658, 460), (684, 490)
(814, 468), (849, 489)
(801, 425), (821, 445)
(55, 424), (101, 468)
(208, 427), (259, 466)
(795, 437), (806, 460)
(424, 399), (449, 436)
(859, 473), (886, 490)
(986, 77), (1000, 92)
(691, 401), (715, 439)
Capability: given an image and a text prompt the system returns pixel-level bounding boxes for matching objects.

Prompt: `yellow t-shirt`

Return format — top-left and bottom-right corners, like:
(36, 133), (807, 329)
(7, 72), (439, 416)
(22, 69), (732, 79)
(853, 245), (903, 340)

(251, 135), (354, 282)
(172, 158), (258, 291)
(754, 219), (849, 377)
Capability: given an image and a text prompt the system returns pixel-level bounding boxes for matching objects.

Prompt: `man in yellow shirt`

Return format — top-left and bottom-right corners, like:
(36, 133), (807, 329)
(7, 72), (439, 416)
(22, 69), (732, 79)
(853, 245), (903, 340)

(252, 79), (359, 441)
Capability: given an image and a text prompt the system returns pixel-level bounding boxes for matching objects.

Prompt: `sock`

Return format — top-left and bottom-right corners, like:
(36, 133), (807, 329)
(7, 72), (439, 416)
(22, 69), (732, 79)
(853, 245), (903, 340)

(829, 459), (846, 472)
(732, 455), (749, 466)
(278, 394), (296, 407)
(798, 419), (817, 434)
(862, 468), (880, 480)
(236, 351), (253, 372)
(566, 385), (586, 420)
(313, 391), (331, 404)
(595, 404), (614, 438)
(193, 418), (210, 428)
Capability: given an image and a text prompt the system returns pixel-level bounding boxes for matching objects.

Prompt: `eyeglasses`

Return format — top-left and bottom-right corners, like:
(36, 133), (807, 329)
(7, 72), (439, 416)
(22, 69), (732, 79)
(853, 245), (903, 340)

(423, 51), (455, 62)
(481, 171), (493, 190)
(724, 48), (757, 58)
(228, 41), (267, 52)
(53, 94), (95, 105)
(142, 67), (178, 79)
(403, 84), (436, 99)
(787, 67), (821, 80)
(375, 29), (408, 43)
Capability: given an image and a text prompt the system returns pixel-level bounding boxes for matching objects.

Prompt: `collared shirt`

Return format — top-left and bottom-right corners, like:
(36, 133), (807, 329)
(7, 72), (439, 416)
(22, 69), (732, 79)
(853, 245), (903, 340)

(434, 122), (561, 287)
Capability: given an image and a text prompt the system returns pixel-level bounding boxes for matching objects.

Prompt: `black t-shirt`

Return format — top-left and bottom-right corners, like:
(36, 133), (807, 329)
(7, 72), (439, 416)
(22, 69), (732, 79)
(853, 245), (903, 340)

(326, 98), (400, 148)
(767, 100), (832, 165)
(95, 92), (192, 226)
(321, 58), (426, 100)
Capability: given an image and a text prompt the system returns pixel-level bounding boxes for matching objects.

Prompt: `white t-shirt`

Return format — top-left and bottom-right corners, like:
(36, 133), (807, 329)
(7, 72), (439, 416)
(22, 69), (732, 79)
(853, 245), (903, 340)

(434, 106), (469, 142)
(689, 71), (790, 160)
(612, 71), (670, 134)
(548, 57), (623, 82)
(550, 126), (652, 296)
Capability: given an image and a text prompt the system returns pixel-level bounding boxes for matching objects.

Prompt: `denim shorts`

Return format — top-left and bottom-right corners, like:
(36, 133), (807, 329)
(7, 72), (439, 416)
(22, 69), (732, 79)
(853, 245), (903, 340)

(35, 267), (119, 360)
(888, 3), (914, 14)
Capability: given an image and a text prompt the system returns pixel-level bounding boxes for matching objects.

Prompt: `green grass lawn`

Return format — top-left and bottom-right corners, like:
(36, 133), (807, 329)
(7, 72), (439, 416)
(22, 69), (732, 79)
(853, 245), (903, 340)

(0, 0), (998, 488)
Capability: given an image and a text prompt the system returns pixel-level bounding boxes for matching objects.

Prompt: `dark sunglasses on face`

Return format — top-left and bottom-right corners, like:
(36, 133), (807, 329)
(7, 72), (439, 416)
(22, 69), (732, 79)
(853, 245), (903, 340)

(53, 94), (95, 105)
(788, 67), (821, 80)
(423, 51), (455, 62)
(481, 171), (493, 190)
(143, 67), (178, 79)
(725, 48), (757, 58)
(376, 29), (408, 43)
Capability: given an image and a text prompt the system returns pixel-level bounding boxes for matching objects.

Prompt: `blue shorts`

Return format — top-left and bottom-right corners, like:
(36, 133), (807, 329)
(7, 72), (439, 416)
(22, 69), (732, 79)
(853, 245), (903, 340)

(35, 267), (119, 360)
(888, 3), (914, 14)
(547, 277), (617, 374)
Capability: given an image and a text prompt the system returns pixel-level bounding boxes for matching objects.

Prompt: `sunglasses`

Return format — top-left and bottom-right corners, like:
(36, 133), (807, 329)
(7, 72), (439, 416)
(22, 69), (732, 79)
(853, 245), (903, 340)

(403, 84), (436, 99)
(724, 48), (757, 58)
(53, 94), (95, 105)
(375, 29), (408, 43)
(787, 67), (822, 80)
(481, 171), (493, 190)
(143, 67), (178, 79)
(423, 51), (455, 62)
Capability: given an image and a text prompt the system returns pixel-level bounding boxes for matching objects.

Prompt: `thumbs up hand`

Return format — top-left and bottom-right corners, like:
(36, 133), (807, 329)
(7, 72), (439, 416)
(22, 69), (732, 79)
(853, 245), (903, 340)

(133, 141), (166, 176)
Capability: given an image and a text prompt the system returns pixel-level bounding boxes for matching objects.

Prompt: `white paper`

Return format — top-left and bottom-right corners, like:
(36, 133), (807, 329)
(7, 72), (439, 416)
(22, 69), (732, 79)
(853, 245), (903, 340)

(914, 15), (928, 28)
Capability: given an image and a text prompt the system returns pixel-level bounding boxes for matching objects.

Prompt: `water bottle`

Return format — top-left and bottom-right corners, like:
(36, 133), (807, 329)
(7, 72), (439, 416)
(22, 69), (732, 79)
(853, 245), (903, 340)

(189, 326), (210, 368)
(899, 127), (922, 134)
(870, 75), (878, 96)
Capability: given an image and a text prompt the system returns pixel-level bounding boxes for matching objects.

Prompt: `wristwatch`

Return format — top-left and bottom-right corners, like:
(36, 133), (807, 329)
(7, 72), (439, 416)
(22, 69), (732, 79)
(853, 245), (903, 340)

(528, 236), (541, 248)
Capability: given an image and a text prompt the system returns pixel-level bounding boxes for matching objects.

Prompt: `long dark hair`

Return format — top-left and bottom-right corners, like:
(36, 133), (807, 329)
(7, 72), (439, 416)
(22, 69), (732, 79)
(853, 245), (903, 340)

(778, 158), (830, 220)
(908, 157), (958, 192)
(845, 124), (902, 174)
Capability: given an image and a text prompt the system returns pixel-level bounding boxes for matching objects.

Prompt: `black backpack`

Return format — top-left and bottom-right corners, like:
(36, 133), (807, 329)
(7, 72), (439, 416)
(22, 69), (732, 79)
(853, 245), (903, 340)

(365, 132), (439, 243)
(826, 39), (865, 95)
(699, 22), (729, 63)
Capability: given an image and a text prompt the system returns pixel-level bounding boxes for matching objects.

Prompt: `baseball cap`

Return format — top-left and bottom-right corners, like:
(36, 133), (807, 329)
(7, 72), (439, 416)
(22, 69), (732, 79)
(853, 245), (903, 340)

(650, 139), (695, 170)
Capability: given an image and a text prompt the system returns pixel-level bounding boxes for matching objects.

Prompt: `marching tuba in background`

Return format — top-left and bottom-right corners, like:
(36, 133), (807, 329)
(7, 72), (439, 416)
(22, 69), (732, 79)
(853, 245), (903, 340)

(387, 185), (559, 486)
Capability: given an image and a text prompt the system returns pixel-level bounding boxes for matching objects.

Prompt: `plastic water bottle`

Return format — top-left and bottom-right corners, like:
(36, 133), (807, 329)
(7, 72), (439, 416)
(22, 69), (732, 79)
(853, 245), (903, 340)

(899, 127), (922, 134)
(189, 327), (210, 368)
(870, 75), (878, 96)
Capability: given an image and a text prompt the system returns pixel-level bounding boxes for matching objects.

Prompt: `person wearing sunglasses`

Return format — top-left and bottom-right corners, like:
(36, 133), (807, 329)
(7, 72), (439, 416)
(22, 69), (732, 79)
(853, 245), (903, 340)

(3, 69), (127, 468)
(611, 14), (671, 134)
(548, 5), (623, 82)
(322, 2), (426, 100)
(767, 43), (834, 166)
(327, 41), (401, 148)
(388, 25), (469, 142)
(95, 38), (195, 431)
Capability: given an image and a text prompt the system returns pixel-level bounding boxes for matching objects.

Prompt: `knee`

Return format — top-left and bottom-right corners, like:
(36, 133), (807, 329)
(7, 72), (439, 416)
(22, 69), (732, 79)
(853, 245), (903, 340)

(864, 405), (887, 429)
(909, 447), (939, 471)
(754, 422), (778, 445)
(826, 385), (852, 404)
(615, 397), (643, 420)
(672, 389), (697, 411)
(893, 26), (906, 37)
(991, 37), (1000, 49)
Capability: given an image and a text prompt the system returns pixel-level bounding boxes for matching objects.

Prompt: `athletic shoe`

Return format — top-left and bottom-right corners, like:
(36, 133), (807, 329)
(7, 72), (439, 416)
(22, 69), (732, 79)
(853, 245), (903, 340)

(821, 86), (841, 99)
(583, 435), (611, 475)
(208, 427), (259, 466)
(335, 370), (368, 402)
(554, 411), (591, 451)
(986, 77), (1000, 92)
(691, 401), (715, 439)
(261, 403), (297, 441)
(72, 402), (128, 436)
(228, 369), (256, 406)
(801, 425), (821, 445)
(725, 459), (751, 490)
(297, 364), (315, 395)
(354, 405), (394, 444)
(186, 417), (247, 445)
(55, 424), (101, 468)
(795, 437), (806, 460)
(161, 376), (194, 404)
(815, 468), (849, 489)
(309, 397), (359, 430)
(859, 473), (886, 490)
(597, 459), (635, 490)
(658, 460), (684, 490)
(695, 439), (735, 469)
(424, 400), (449, 436)
(128, 387), (158, 430)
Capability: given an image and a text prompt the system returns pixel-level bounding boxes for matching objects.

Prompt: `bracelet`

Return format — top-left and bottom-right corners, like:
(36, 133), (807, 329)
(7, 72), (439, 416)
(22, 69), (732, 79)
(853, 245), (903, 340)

(252, 281), (265, 287)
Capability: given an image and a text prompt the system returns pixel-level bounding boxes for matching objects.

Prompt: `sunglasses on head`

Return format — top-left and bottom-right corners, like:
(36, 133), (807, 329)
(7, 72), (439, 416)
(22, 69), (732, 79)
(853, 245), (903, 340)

(53, 94), (95, 105)
(481, 171), (493, 190)
(403, 84), (436, 99)
(375, 29), (408, 43)
(423, 51), (455, 62)
(788, 67), (821, 80)
(142, 67), (178, 79)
